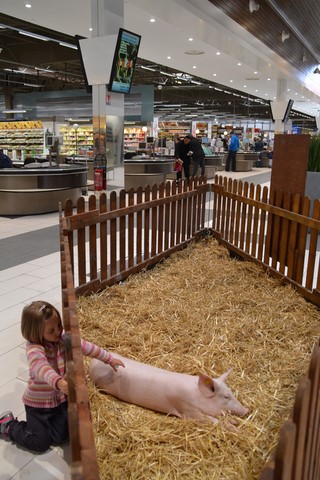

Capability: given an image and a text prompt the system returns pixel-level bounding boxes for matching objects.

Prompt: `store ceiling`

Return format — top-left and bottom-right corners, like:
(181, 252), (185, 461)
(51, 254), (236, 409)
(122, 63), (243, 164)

(0, 0), (319, 128)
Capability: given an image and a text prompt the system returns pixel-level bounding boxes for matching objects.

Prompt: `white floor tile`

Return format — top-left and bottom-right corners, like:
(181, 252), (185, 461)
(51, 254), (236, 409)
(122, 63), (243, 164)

(10, 446), (71, 480)
(0, 441), (35, 480)
(0, 348), (28, 388)
(0, 324), (24, 356)
(0, 287), (46, 311)
(0, 305), (22, 330)
(0, 378), (26, 417)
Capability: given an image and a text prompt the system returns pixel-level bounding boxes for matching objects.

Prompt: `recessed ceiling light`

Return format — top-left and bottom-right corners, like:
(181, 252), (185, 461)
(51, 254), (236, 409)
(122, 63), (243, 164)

(188, 37), (193, 41)
(237, 63), (241, 66)
(150, 18), (156, 23)
(254, 71), (258, 74)
(25, 3), (32, 7)
(243, 85), (247, 88)
(167, 56), (171, 60)
(213, 73), (217, 76)
(230, 80), (233, 82)
(216, 51), (221, 55)
(267, 78), (270, 81)
(89, 27), (93, 32)
(192, 65), (196, 69)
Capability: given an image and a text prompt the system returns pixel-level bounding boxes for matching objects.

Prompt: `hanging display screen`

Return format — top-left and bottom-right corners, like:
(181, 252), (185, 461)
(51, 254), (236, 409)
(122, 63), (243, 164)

(108, 28), (141, 94)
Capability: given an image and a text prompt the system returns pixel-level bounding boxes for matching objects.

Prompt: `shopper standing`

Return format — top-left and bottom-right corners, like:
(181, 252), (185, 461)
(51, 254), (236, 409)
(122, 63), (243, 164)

(175, 135), (191, 181)
(184, 135), (206, 177)
(225, 130), (240, 172)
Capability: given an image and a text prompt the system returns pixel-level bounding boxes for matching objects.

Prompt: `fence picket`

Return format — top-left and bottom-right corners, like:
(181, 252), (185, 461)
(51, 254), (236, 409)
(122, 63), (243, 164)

(77, 196), (86, 286)
(88, 195), (97, 281)
(99, 193), (107, 281)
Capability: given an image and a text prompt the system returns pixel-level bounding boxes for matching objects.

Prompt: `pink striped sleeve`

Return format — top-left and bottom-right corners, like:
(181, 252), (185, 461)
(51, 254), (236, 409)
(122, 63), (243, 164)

(80, 339), (113, 364)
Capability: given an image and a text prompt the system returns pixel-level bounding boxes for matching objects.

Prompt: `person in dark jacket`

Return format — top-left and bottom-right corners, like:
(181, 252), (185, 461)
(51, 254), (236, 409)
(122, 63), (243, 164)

(176, 135), (205, 180)
(0, 150), (13, 168)
(175, 135), (192, 181)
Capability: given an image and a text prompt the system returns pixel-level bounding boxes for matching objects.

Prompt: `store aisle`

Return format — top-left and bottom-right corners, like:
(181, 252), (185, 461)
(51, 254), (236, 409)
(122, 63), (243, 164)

(0, 168), (271, 479)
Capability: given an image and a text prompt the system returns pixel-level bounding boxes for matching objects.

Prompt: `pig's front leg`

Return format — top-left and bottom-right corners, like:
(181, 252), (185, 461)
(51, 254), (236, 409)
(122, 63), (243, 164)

(203, 415), (219, 424)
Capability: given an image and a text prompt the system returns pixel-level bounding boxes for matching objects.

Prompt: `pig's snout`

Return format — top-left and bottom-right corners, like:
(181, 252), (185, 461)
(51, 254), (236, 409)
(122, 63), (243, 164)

(234, 405), (249, 417)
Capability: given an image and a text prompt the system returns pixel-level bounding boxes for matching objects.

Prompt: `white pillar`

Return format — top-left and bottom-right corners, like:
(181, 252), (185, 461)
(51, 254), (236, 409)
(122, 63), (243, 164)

(91, 0), (124, 164)
(273, 79), (287, 133)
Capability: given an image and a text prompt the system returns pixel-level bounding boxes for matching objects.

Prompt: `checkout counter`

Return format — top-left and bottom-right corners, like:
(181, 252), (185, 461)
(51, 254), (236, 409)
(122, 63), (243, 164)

(124, 157), (175, 190)
(0, 163), (87, 215)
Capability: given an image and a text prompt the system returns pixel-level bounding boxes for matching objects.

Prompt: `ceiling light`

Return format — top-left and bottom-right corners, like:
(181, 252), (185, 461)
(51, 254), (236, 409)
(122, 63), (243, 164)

(59, 42), (77, 49)
(167, 56), (171, 60)
(24, 82), (40, 87)
(249, 0), (260, 13)
(35, 67), (56, 73)
(237, 63), (241, 66)
(19, 30), (49, 41)
(141, 66), (156, 72)
(2, 109), (27, 113)
(150, 18), (156, 23)
(188, 37), (193, 41)
(216, 52), (221, 55)
(25, 3), (32, 7)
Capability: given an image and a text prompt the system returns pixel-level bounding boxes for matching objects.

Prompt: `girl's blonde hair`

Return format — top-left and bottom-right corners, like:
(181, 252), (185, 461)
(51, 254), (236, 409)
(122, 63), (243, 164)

(21, 301), (62, 344)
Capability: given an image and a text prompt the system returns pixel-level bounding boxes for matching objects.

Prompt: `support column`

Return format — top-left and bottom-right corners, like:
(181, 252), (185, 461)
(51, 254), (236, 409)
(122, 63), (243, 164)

(273, 79), (287, 134)
(91, 0), (124, 166)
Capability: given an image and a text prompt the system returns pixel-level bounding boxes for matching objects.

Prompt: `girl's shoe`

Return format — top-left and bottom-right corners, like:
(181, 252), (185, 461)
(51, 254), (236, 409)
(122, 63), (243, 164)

(0, 411), (14, 436)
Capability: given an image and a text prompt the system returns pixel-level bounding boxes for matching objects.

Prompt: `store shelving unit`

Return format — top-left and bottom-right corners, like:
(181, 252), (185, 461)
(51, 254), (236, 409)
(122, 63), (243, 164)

(158, 121), (190, 140)
(124, 127), (147, 150)
(59, 126), (94, 157)
(194, 121), (208, 141)
(0, 121), (44, 157)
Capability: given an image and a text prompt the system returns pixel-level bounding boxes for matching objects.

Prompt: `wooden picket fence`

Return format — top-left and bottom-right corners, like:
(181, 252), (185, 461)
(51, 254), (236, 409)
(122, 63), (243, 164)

(59, 175), (320, 479)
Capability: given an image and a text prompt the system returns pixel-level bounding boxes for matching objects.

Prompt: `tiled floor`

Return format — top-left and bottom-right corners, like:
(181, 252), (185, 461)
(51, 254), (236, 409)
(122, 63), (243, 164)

(0, 167), (271, 479)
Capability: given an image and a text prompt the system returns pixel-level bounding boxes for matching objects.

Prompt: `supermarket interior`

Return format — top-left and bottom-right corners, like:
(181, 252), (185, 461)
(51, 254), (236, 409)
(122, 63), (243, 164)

(0, 0), (320, 478)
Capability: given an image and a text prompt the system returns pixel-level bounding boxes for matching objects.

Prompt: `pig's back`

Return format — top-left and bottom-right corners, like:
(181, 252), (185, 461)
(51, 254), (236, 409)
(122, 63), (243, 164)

(89, 355), (195, 416)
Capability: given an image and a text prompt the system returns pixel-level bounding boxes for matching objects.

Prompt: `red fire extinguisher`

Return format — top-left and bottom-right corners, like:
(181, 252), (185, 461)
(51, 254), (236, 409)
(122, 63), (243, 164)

(94, 154), (107, 191)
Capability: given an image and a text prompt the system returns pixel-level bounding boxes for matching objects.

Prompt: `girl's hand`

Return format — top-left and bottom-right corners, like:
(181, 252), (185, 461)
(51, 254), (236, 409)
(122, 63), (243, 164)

(110, 357), (125, 371)
(57, 377), (68, 395)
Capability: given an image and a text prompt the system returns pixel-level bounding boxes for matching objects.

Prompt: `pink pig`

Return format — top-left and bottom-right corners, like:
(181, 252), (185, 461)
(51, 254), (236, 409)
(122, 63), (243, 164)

(89, 354), (248, 424)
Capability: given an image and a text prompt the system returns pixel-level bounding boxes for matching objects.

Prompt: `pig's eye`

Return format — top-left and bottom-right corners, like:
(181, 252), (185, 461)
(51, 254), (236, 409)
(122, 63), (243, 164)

(224, 394), (230, 400)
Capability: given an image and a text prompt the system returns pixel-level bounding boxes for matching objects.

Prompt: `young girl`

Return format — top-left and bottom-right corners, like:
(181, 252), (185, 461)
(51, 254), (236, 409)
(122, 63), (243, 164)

(0, 301), (125, 453)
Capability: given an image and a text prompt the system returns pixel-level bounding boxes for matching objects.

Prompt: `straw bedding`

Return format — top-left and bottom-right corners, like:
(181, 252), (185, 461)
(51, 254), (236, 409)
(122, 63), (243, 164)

(77, 237), (320, 480)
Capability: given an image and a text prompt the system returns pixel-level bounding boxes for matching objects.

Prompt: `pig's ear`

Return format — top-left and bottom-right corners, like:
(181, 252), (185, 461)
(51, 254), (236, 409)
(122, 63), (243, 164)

(218, 368), (232, 383)
(198, 373), (216, 398)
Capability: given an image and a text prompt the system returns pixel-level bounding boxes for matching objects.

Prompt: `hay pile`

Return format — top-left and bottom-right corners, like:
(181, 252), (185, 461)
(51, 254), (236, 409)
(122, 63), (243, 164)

(77, 238), (320, 480)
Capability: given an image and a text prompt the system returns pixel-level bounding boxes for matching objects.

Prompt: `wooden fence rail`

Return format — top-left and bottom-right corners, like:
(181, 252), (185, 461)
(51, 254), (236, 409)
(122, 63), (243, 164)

(59, 175), (320, 479)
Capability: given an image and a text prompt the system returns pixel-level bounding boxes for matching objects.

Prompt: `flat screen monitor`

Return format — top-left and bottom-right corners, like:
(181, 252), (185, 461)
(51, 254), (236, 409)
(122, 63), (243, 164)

(202, 146), (212, 156)
(138, 142), (147, 149)
(108, 28), (141, 94)
(146, 136), (154, 143)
